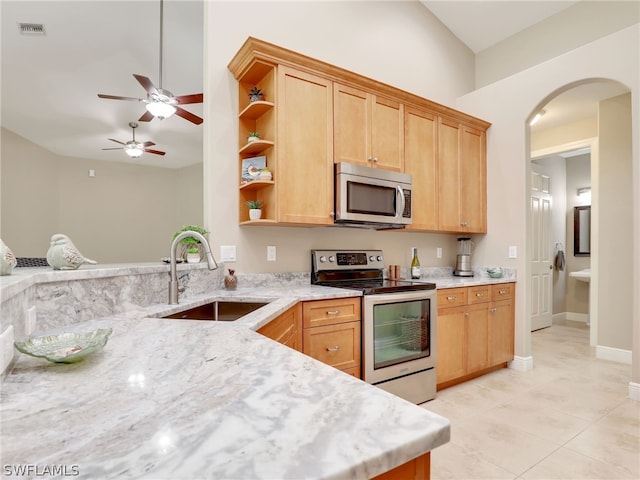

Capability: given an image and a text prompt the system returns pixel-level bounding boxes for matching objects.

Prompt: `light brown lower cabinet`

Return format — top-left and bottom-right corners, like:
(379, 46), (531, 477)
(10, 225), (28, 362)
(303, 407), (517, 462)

(302, 297), (362, 378)
(257, 303), (303, 351)
(372, 452), (431, 480)
(436, 283), (515, 389)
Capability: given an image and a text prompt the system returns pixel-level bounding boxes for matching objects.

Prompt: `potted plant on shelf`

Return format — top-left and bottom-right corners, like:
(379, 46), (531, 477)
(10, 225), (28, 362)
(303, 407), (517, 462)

(247, 132), (260, 143)
(172, 225), (209, 260)
(246, 200), (263, 220)
(186, 247), (201, 264)
(248, 87), (263, 103)
(259, 167), (272, 181)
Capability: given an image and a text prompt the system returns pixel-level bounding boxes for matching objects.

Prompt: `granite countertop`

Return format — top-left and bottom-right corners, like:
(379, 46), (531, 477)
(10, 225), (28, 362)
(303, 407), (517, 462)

(1, 282), (451, 480)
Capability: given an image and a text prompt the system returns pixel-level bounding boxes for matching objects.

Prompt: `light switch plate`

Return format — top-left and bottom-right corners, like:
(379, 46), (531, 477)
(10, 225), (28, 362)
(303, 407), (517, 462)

(509, 246), (517, 258)
(1, 325), (15, 374)
(436, 247), (442, 259)
(267, 245), (276, 262)
(220, 245), (236, 262)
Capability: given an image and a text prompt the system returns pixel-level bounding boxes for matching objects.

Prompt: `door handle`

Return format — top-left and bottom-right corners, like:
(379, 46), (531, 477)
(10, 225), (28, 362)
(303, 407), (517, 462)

(395, 185), (405, 219)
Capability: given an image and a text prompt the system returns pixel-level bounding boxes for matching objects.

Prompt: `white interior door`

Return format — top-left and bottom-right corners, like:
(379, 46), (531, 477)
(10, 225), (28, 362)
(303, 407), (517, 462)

(530, 171), (553, 330)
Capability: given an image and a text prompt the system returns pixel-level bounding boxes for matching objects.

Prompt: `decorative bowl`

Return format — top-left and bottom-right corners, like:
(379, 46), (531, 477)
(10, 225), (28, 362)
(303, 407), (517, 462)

(14, 328), (113, 363)
(486, 267), (503, 278)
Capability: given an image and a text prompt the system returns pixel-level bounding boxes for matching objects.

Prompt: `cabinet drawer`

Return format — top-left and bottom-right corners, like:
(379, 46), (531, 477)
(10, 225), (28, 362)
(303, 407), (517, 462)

(437, 288), (467, 309)
(468, 285), (491, 304)
(303, 321), (361, 371)
(492, 283), (514, 301)
(302, 297), (361, 328)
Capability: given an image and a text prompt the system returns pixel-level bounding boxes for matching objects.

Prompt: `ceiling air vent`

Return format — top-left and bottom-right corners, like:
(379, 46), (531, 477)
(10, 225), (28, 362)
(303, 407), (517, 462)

(18, 23), (46, 35)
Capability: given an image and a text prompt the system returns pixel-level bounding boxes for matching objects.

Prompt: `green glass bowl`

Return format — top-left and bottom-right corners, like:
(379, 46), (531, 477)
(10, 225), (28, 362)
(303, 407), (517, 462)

(486, 268), (503, 278)
(14, 328), (113, 363)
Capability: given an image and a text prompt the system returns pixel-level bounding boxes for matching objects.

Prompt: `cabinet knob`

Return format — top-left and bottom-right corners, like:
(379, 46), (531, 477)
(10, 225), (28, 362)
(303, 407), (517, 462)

(476, 292), (485, 297)
(464, 312), (470, 317)
(460, 221), (468, 227)
(326, 345), (341, 352)
(371, 156), (378, 163)
(447, 295), (457, 301)
(499, 289), (507, 295)
(326, 310), (340, 315)
(490, 307), (497, 313)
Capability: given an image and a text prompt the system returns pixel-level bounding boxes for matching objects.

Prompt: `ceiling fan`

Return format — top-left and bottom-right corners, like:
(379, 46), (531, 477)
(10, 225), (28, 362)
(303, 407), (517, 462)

(102, 122), (166, 158)
(97, 0), (203, 125)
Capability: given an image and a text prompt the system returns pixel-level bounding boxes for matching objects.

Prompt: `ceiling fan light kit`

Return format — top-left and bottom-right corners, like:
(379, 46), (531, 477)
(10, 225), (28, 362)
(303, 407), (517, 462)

(96, 0), (203, 125)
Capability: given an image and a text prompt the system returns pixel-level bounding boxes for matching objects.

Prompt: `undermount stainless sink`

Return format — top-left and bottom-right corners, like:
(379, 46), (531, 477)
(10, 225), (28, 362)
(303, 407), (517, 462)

(569, 269), (591, 283)
(163, 301), (268, 321)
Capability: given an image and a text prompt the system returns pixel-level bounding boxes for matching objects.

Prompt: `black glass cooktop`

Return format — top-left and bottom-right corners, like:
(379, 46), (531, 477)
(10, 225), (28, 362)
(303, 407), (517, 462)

(314, 278), (436, 295)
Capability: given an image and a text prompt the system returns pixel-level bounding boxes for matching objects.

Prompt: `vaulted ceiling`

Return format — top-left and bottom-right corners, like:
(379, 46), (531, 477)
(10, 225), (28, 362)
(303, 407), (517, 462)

(1, 1), (628, 168)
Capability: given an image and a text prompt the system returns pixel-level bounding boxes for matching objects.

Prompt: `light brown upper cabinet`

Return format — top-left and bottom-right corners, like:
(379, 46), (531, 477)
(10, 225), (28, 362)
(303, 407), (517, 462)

(404, 106), (438, 231)
(438, 117), (487, 234)
(229, 37), (490, 230)
(276, 66), (334, 225)
(334, 83), (404, 172)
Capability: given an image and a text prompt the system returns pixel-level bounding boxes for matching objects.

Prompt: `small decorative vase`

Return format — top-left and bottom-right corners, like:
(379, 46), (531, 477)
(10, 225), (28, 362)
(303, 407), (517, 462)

(224, 269), (237, 290)
(249, 209), (262, 220)
(0, 238), (17, 276)
(247, 136), (259, 143)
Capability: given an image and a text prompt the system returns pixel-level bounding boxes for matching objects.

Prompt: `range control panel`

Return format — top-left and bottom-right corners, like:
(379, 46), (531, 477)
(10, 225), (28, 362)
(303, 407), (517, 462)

(311, 250), (384, 272)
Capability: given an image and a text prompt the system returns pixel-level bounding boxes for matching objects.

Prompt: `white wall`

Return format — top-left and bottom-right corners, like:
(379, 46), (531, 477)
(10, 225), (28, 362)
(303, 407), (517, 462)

(0, 128), (203, 263)
(456, 26), (639, 385)
(203, 1), (476, 275)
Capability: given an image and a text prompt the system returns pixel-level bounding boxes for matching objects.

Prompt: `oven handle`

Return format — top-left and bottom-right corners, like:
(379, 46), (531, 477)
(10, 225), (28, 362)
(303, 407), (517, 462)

(363, 288), (436, 306)
(395, 185), (405, 219)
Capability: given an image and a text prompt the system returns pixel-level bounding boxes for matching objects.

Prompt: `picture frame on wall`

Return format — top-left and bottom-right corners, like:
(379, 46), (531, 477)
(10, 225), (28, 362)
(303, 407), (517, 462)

(241, 155), (267, 183)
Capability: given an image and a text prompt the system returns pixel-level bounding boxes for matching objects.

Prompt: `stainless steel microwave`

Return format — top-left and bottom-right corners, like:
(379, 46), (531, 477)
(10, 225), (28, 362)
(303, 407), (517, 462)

(334, 162), (412, 229)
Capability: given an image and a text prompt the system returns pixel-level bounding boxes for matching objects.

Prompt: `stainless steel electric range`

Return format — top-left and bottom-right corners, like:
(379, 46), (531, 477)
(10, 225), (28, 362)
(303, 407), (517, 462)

(311, 250), (437, 404)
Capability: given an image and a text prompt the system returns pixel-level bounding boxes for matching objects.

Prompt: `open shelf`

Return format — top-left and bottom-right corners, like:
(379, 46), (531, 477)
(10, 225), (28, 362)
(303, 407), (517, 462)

(239, 140), (275, 155)
(239, 101), (274, 120)
(239, 180), (275, 191)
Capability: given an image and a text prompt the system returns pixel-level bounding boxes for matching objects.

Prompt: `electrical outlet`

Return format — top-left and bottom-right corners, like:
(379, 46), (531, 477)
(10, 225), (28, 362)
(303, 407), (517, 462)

(267, 246), (276, 262)
(26, 306), (37, 335)
(436, 247), (442, 259)
(1, 326), (15, 374)
(509, 246), (517, 259)
(220, 245), (236, 262)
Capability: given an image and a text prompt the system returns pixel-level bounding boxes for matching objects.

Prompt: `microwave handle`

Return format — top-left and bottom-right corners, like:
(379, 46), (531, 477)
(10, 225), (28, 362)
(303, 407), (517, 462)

(395, 185), (406, 219)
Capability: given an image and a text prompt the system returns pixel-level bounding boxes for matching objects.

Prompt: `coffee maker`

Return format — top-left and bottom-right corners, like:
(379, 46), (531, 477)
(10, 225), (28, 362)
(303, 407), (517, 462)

(454, 237), (474, 277)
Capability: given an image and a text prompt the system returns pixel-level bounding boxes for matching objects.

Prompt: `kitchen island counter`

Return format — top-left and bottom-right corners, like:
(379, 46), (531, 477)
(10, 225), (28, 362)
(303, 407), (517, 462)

(1, 280), (450, 479)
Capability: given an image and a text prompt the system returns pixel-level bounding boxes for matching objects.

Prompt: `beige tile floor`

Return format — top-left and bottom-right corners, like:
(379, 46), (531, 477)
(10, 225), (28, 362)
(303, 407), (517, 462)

(424, 320), (640, 480)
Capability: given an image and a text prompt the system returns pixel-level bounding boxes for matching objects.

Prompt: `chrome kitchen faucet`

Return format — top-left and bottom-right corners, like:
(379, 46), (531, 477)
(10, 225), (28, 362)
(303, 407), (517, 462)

(168, 231), (218, 304)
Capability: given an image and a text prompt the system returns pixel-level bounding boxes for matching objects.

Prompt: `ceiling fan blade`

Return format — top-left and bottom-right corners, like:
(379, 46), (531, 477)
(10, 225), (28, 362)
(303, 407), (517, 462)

(133, 74), (159, 96)
(98, 94), (143, 102)
(175, 93), (203, 105)
(174, 106), (204, 125)
(107, 138), (126, 145)
(138, 110), (155, 122)
(143, 148), (166, 156)
(142, 141), (156, 148)
(102, 147), (124, 151)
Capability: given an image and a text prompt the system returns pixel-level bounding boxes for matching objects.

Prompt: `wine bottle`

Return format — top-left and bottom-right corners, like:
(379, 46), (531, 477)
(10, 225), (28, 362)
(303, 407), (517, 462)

(411, 247), (421, 279)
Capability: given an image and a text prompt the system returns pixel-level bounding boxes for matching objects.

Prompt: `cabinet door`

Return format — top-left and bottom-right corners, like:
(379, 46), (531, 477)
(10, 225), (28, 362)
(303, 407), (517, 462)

(466, 303), (489, 373)
(459, 125), (486, 233)
(436, 306), (466, 384)
(277, 66), (334, 225)
(437, 118), (487, 233)
(334, 83), (369, 166)
(437, 117), (463, 232)
(257, 303), (302, 351)
(404, 106), (438, 231)
(489, 298), (514, 365)
(371, 95), (403, 171)
(303, 321), (361, 373)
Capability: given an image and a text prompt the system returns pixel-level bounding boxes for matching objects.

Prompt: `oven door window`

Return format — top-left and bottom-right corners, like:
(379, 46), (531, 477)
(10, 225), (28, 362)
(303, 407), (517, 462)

(347, 181), (397, 217)
(373, 298), (430, 369)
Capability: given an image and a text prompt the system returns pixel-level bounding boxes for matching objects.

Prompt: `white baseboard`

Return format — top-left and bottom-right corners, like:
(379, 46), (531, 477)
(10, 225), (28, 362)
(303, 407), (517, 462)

(509, 355), (533, 372)
(629, 382), (640, 401)
(596, 345), (632, 364)
(553, 312), (589, 323)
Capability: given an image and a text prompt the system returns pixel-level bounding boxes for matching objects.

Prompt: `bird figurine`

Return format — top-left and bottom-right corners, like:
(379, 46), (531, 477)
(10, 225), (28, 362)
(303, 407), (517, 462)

(0, 238), (18, 275)
(46, 234), (97, 270)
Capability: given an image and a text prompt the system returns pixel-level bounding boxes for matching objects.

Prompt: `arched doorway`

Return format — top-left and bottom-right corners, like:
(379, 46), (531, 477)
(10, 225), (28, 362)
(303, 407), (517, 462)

(526, 78), (632, 357)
